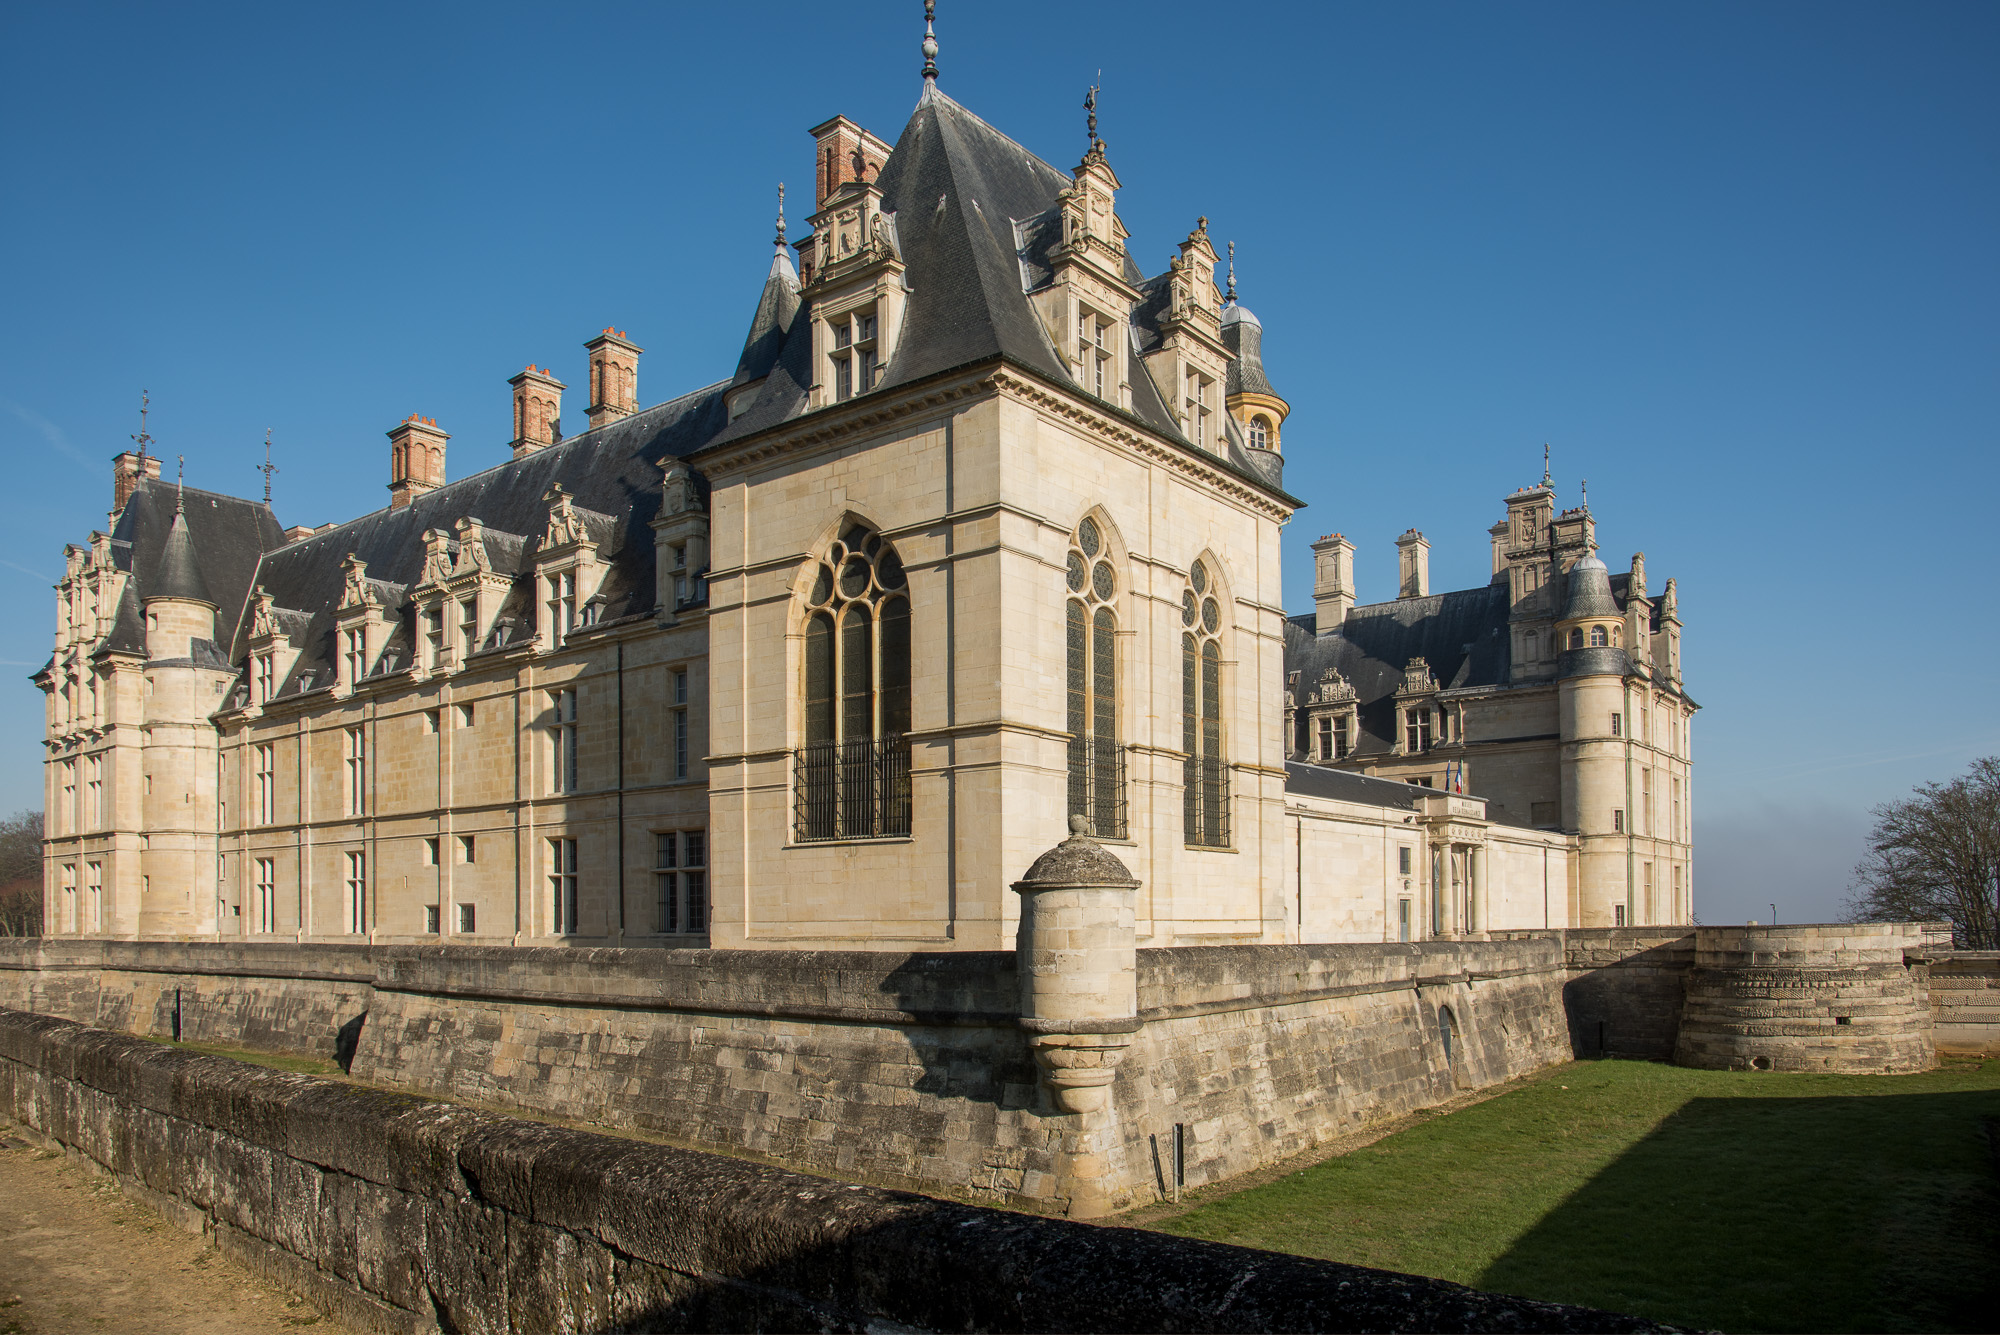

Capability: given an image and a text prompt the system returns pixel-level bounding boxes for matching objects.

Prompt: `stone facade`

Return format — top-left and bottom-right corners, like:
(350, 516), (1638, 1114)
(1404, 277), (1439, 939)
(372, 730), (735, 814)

(35, 71), (1671, 956)
(1928, 951), (2000, 1056)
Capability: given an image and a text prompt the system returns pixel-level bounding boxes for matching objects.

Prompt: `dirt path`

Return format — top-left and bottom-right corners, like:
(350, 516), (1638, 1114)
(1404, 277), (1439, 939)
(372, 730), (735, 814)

(0, 1121), (344, 1335)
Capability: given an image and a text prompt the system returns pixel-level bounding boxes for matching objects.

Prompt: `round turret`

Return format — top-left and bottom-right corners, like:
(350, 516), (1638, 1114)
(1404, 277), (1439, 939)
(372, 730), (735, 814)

(1556, 553), (1628, 675)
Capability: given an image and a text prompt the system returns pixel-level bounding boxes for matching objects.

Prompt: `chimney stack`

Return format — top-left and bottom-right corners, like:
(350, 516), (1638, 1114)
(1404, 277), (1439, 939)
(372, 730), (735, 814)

(809, 115), (892, 208)
(387, 415), (450, 509)
(508, 365), (565, 460)
(1310, 533), (1356, 632)
(1396, 529), (1430, 599)
(111, 450), (162, 515)
(584, 329), (642, 430)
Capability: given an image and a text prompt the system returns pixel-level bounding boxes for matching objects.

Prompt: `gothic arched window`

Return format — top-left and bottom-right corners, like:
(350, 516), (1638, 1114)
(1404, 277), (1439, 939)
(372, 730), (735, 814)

(1589, 625), (1609, 648)
(796, 522), (911, 840)
(1182, 558), (1229, 847)
(1066, 517), (1123, 837)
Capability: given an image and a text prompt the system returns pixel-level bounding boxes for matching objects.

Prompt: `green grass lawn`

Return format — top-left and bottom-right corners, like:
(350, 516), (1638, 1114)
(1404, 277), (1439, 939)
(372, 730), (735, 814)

(1152, 1059), (2000, 1333)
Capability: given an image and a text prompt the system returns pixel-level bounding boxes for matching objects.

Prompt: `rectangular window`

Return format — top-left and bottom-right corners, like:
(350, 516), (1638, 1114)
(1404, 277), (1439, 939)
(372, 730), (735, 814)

(458, 835), (475, 864)
(547, 572), (578, 641)
(254, 744), (275, 825)
(458, 599), (478, 661)
(1612, 808), (1625, 834)
(672, 669), (690, 781)
(1643, 769), (1653, 834)
(654, 830), (708, 935)
(1673, 864), (1683, 918)
(458, 903), (476, 934)
(343, 726), (367, 815)
(1315, 716), (1333, 761)
(58, 863), (76, 933)
(1397, 898), (1411, 943)
(425, 608), (445, 668)
(344, 850), (367, 934)
(253, 858), (276, 934)
(1643, 862), (1654, 923)
(85, 860), (102, 932)
(1614, 903), (1627, 927)
(85, 756), (103, 830)
(1398, 846), (1412, 876)
(1404, 708), (1432, 753)
(858, 347), (879, 393)
(255, 653), (276, 703)
(834, 354), (853, 402)
(424, 904), (440, 934)
(1672, 776), (1682, 842)
(548, 837), (578, 935)
(549, 689), (577, 794)
(1610, 712), (1622, 737)
(60, 761), (76, 835)
(343, 627), (365, 686)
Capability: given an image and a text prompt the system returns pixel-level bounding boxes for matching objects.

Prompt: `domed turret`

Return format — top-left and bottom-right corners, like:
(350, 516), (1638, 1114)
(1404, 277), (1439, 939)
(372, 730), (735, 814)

(1556, 553), (1628, 677)
(1220, 243), (1289, 464)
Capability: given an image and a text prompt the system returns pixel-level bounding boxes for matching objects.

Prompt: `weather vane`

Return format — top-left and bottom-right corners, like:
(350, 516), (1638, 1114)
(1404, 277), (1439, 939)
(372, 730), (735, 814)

(257, 429), (278, 505)
(175, 454), (186, 515)
(774, 183), (786, 249)
(1542, 443), (1552, 488)
(131, 390), (154, 462)
(1085, 80), (1099, 149)
(921, 1), (938, 82)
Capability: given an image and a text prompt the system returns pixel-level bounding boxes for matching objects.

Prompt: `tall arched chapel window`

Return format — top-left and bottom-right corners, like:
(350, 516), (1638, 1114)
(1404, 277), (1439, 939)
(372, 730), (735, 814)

(1182, 558), (1229, 847)
(1066, 517), (1123, 837)
(796, 523), (911, 840)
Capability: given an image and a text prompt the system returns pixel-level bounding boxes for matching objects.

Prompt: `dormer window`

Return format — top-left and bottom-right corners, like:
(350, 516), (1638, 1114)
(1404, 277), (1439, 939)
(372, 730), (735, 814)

(1248, 417), (1269, 450)
(459, 598), (479, 661)
(830, 307), (881, 402)
(424, 608), (445, 669)
(1077, 312), (1111, 399)
(1404, 707), (1433, 754)
(343, 628), (366, 686)
(1590, 625), (1609, 648)
(548, 571), (578, 639)
(1184, 370), (1214, 444)
(253, 653), (275, 704)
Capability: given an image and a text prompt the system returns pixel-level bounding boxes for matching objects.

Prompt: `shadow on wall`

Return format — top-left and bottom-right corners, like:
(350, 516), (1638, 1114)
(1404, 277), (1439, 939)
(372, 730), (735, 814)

(873, 952), (1039, 1112)
(334, 1012), (365, 1073)
(1478, 1089), (2000, 1333)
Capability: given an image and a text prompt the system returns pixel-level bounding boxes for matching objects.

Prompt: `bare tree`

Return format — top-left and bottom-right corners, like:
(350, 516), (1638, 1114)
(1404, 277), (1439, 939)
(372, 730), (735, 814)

(1846, 757), (2000, 948)
(0, 810), (43, 938)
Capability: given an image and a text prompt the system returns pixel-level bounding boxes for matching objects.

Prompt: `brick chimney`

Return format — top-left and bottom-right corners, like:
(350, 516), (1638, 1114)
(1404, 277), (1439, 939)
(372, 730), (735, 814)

(1311, 533), (1356, 632)
(584, 329), (642, 430)
(387, 415), (449, 509)
(809, 115), (893, 207)
(111, 450), (162, 515)
(508, 365), (565, 460)
(1396, 529), (1430, 599)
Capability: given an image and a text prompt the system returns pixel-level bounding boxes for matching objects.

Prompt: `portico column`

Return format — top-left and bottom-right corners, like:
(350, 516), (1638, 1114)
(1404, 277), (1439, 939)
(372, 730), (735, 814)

(1469, 845), (1487, 937)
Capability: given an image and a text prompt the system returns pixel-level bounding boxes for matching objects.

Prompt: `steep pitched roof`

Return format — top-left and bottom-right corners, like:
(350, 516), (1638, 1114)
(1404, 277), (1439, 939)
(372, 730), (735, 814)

(110, 479), (287, 643)
(231, 381), (729, 686)
(732, 249), (802, 388)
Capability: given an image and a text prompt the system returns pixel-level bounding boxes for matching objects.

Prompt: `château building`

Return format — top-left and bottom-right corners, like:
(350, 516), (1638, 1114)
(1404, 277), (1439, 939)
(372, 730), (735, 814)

(35, 61), (1693, 950)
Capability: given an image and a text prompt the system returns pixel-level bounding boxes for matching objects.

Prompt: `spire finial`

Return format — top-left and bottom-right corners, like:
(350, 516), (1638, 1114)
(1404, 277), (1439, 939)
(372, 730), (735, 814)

(257, 428), (278, 506)
(175, 454), (185, 516)
(774, 182), (787, 250)
(921, 1), (938, 83)
(1580, 477), (1590, 512)
(1226, 240), (1237, 304)
(1542, 443), (1552, 488)
(1085, 80), (1099, 149)
(130, 389), (154, 461)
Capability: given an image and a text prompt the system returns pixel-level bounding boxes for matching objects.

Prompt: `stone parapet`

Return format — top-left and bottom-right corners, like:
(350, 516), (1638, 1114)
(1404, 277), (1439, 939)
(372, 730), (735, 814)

(0, 1008), (1673, 1334)
(1928, 951), (2000, 1057)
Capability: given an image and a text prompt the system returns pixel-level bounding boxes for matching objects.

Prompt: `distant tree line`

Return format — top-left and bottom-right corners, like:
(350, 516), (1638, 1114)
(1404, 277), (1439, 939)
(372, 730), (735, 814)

(0, 810), (41, 937)
(1847, 757), (1999, 949)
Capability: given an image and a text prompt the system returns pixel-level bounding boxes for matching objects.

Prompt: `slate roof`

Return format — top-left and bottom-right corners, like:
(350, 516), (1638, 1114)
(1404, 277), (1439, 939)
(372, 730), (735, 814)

(152, 511), (216, 606)
(234, 381), (728, 694)
(1282, 762), (1425, 811)
(108, 479), (288, 652)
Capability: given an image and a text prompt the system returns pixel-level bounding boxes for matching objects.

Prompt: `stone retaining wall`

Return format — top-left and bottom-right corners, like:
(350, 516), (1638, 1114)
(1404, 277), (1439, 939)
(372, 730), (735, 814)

(0, 937), (1568, 1216)
(1929, 951), (2000, 1057)
(0, 1008), (1671, 1334)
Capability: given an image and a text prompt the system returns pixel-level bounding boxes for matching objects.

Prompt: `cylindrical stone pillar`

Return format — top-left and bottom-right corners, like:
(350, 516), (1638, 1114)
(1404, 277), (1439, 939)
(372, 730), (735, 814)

(1469, 845), (1487, 936)
(1012, 815), (1142, 1115)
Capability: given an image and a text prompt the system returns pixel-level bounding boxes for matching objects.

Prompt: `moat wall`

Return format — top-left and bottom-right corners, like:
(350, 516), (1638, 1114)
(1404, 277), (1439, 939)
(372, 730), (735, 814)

(0, 1009), (1669, 1334)
(0, 936), (1568, 1215)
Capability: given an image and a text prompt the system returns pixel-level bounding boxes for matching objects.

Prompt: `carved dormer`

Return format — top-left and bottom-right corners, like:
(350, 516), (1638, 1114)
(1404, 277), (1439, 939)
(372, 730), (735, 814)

(649, 459), (709, 617)
(1139, 218), (1232, 455)
(533, 485), (613, 651)
(1303, 667), (1360, 763)
(805, 149), (907, 410)
(333, 555), (391, 695)
(1026, 134), (1141, 411)
(1392, 657), (1442, 755)
(244, 585), (301, 709)
(409, 521), (516, 675)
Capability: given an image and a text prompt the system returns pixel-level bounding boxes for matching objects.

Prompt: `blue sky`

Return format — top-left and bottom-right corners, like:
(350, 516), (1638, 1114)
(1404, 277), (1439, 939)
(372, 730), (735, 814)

(2, 2), (1994, 924)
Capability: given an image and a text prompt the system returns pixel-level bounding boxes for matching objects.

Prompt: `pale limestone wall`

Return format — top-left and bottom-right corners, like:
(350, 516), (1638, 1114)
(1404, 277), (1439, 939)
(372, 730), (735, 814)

(1930, 952), (2000, 1056)
(704, 374), (1293, 954)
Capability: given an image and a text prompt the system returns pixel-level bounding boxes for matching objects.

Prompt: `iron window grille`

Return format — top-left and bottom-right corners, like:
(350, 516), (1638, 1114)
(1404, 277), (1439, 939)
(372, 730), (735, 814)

(794, 735), (912, 841)
(1067, 734), (1127, 840)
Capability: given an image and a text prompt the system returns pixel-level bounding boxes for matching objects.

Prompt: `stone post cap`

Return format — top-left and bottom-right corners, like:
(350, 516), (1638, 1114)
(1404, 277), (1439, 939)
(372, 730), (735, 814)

(1012, 817), (1140, 891)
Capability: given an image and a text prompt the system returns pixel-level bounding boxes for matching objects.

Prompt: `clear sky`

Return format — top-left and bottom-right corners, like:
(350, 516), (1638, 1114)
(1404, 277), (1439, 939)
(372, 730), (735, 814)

(2, 2), (1994, 925)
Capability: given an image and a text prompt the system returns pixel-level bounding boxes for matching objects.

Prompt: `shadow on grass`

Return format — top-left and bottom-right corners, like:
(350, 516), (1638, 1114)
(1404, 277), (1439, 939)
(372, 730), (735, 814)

(1478, 1088), (2000, 1333)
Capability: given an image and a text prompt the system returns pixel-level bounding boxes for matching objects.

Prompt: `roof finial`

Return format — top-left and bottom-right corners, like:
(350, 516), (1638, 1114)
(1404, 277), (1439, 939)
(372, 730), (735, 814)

(257, 428), (278, 506)
(175, 454), (185, 516)
(130, 389), (154, 462)
(1085, 80), (1099, 149)
(774, 182), (786, 250)
(1580, 477), (1590, 513)
(1226, 240), (1237, 304)
(921, 1), (938, 83)
(1542, 442), (1552, 488)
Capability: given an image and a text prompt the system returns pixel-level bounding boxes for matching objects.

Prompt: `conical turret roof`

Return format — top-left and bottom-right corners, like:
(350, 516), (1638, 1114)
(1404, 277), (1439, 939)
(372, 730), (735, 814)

(149, 507), (216, 607)
(1560, 554), (1620, 622)
(732, 247), (801, 388)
